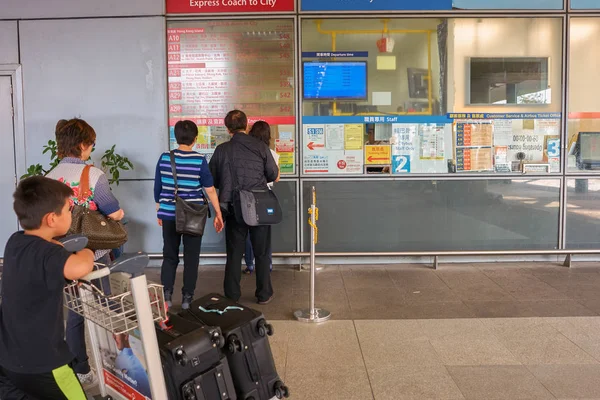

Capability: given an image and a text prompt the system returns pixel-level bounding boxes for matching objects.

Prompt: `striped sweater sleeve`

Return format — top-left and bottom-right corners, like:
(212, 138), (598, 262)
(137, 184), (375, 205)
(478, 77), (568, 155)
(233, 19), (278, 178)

(94, 173), (120, 216)
(154, 156), (162, 203)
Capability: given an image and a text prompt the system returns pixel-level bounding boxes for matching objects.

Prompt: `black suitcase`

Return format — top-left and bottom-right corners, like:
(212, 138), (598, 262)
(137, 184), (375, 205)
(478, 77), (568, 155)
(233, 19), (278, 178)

(180, 293), (289, 400)
(156, 313), (237, 400)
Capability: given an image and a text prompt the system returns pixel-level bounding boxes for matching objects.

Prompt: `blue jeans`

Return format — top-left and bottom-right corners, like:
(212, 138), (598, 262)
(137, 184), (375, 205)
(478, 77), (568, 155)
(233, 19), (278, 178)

(66, 253), (112, 375)
(244, 234), (272, 271)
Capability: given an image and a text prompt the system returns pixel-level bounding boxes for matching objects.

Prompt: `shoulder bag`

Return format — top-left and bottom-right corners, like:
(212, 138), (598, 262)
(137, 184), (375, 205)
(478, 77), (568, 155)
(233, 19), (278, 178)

(169, 151), (211, 236)
(68, 165), (128, 250)
(228, 142), (282, 226)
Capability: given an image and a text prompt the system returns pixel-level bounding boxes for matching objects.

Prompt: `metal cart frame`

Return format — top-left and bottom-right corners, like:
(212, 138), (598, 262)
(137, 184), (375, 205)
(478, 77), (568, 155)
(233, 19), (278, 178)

(64, 263), (169, 399)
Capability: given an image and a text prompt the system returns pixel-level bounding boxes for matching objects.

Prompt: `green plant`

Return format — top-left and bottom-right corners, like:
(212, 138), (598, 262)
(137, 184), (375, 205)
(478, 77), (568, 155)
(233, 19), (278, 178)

(19, 140), (60, 179)
(101, 145), (134, 186)
(21, 141), (134, 186)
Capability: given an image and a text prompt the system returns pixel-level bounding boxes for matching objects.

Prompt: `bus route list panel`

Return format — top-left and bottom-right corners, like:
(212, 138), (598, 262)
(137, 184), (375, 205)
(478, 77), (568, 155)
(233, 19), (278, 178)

(167, 20), (296, 153)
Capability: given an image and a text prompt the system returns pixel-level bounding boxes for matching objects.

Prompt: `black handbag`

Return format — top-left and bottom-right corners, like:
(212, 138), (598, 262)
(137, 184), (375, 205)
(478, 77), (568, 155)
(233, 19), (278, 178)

(169, 151), (211, 236)
(228, 143), (282, 226)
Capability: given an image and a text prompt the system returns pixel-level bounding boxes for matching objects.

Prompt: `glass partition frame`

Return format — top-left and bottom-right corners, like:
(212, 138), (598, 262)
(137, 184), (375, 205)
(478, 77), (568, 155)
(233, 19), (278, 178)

(165, 9), (600, 254)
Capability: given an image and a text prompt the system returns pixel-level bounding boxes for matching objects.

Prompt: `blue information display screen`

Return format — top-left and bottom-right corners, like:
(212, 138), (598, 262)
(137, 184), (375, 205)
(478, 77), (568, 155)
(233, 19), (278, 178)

(303, 61), (367, 100)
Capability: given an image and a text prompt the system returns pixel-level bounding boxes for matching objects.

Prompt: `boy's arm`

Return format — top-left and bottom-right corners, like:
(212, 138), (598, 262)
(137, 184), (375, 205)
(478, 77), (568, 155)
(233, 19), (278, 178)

(63, 249), (95, 281)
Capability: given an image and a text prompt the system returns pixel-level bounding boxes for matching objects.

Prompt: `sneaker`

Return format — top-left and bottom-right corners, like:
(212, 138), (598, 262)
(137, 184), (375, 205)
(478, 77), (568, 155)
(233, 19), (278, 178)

(257, 295), (274, 305)
(164, 290), (173, 308)
(182, 294), (193, 310)
(77, 370), (97, 387)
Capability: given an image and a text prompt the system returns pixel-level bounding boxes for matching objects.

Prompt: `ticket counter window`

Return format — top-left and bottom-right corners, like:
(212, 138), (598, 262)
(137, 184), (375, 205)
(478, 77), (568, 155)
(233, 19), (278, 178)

(301, 17), (563, 176)
(167, 19), (296, 174)
(301, 18), (445, 176)
(568, 18), (600, 173)
(448, 17), (563, 174)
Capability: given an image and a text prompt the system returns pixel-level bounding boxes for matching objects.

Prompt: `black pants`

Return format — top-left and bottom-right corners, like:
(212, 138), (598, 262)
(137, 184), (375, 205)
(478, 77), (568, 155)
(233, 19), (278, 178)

(161, 220), (203, 296)
(224, 214), (273, 302)
(0, 364), (86, 399)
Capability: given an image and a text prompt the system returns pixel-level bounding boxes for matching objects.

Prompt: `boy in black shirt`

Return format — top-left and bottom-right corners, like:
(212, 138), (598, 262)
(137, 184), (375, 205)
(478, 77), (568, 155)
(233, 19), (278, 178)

(0, 176), (95, 399)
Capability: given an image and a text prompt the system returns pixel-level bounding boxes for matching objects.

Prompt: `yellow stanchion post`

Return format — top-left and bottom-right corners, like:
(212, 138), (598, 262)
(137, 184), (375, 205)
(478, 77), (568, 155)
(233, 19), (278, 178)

(294, 187), (331, 323)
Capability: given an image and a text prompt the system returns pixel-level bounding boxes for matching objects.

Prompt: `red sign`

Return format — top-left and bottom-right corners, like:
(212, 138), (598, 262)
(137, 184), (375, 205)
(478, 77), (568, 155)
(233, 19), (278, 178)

(103, 370), (146, 400)
(166, 0), (295, 13)
(306, 142), (324, 151)
(169, 116), (295, 127)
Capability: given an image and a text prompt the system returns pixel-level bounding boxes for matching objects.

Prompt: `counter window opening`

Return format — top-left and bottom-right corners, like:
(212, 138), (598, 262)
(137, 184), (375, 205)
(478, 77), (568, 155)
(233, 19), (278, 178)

(300, 17), (563, 176)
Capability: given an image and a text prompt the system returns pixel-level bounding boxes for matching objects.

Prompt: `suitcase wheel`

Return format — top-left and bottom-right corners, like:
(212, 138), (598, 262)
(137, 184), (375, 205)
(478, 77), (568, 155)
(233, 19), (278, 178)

(266, 323), (274, 336)
(257, 319), (275, 337)
(182, 383), (197, 400)
(210, 330), (226, 349)
(227, 334), (244, 354)
(274, 381), (290, 399)
(175, 347), (189, 366)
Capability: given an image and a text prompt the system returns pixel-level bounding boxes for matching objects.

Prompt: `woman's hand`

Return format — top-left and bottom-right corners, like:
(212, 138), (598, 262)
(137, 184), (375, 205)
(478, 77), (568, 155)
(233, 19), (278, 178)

(205, 186), (224, 233)
(213, 213), (224, 233)
(108, 209), (125, 221)
(157, 218), (162, 227)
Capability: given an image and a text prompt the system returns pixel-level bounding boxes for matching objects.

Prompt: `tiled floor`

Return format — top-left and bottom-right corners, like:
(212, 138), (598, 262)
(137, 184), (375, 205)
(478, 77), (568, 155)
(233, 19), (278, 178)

(148, 262), (600, 320)
(99, 263), (600, 399)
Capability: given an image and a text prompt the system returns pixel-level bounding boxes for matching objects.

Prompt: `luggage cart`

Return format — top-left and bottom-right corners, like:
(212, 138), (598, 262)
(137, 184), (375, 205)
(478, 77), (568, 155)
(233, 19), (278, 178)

(62, 236), (168, 400)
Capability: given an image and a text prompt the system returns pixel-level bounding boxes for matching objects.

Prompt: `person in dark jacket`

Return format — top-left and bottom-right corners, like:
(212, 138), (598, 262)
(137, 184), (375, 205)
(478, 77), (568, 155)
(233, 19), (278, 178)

(209, 110), (279, 304)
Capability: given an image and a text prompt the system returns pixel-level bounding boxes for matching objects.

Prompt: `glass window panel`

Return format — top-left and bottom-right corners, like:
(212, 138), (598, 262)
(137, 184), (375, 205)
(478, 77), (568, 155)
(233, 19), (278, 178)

(449, 18), (563, 174)
(571, 0), (600, 9)
(300, 18), (563, 176)
(453, 0), (563, 9)
(300, 19), (448, 176)
(469, 57), (551, 105)
(167, 19), (297, 174)
(566, 179), (600, 249)
(568, 18), (600, 173)
(202, 180), (297, 253)
(302, 179), (560, 252)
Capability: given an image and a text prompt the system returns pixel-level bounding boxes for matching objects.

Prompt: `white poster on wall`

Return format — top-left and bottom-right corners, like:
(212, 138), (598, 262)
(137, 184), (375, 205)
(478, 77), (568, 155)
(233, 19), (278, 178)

(325, 124), (344, 150)
(420, 124), (445, 160)
(493, 119), (555, 163)
(391, 123), (451, 174)
(303, 154), (329, 174)
(330, 150), (364, 174)
(303, 124), (326, 151)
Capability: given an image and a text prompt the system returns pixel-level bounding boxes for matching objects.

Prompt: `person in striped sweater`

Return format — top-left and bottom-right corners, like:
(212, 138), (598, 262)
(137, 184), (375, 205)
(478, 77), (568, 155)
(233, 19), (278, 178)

(154, 120), (223, 309)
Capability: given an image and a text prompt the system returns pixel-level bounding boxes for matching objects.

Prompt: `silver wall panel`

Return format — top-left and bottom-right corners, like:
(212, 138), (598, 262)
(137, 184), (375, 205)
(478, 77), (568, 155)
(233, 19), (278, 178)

(0, 0), (164, 19)
(0, 21), (19, 65)
(19, 17), (167, 180)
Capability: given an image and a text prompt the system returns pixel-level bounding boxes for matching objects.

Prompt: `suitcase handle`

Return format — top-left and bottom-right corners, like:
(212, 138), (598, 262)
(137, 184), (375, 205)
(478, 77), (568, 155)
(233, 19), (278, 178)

(244, 350), (261, 383)
(80, 266), (110, 282)
(59, 235), (88, 252)
(214, 364), (231, 399)
(198, 305), (244, 315)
